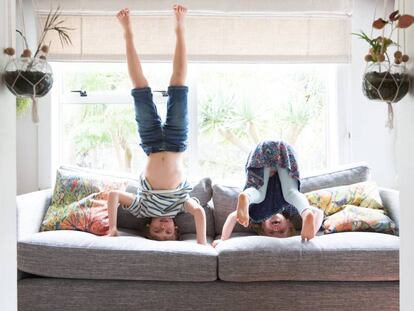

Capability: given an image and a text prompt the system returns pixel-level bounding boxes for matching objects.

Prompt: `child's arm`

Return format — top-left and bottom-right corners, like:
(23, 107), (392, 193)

(184, 198), (207, 245)
(212, 210), (237, 247)
(106, 190), (135, 236)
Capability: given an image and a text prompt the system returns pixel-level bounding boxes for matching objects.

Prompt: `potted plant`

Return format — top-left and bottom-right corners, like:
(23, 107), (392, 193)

(2, 7), (72, 123)
(353, 10), (413, 128)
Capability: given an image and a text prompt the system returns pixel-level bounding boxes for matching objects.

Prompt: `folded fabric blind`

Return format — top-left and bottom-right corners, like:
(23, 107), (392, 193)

(34, 0), (352, 63)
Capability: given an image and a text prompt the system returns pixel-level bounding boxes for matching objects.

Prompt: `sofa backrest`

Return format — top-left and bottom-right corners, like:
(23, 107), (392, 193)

(300, 162), (371, 193)
(212, 162), (371, 235)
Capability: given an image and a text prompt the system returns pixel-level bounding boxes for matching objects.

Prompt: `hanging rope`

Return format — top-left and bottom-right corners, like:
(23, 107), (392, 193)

(386, 102), (394, 129)
(363, 0), (410, 129)
(31, 96), (39, 123)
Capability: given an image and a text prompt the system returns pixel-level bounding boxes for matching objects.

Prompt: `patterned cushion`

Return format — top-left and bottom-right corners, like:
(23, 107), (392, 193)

(41, 166), (133, 235)
(41, 191), (111, 236)
(305, 181), (384, 216)
(51, 167), (130, 206)
(323, 205), (397, 234)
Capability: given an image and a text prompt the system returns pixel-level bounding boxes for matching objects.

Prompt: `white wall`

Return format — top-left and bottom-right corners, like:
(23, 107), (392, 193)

(395, 0), (414, 309)
(347, 0), (396, 187)
(16, 0), (37, 195)
(0, 0), (17, 310)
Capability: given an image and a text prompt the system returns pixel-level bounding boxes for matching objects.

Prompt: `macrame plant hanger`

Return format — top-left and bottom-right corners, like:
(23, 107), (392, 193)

(4, 0), (51, 123)
(20, 0), (39, 123)
(364, 0), (409, 129)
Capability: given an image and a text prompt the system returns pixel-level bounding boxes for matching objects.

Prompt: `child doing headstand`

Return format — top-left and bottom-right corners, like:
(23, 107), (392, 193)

(213, 140), (324, 247)
(106, 5), (207, 244)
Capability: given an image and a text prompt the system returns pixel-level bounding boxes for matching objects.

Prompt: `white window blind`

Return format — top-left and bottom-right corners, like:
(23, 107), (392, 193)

(34, 0), (352, 63)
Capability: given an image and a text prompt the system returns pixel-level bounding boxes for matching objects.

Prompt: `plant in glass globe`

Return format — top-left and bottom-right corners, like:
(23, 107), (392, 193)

(2, 7), (72, 123)
(353, 10), (413, 128)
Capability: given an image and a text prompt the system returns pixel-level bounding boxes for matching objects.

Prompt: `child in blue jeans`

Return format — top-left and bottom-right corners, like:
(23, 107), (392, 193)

(213, 141), (324, 246)
(106, 5), (207, 244)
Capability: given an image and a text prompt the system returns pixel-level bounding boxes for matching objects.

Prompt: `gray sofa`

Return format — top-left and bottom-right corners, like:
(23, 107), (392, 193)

(17, 163), (399, 311)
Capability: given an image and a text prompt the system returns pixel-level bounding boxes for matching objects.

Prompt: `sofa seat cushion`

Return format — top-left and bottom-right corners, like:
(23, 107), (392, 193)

(18, 230), (217, 282)
(216, 232), (399, 282)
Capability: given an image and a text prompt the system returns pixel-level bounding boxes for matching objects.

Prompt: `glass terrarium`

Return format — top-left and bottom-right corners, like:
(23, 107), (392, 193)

(362, 61), (410, 103)
(3, 57), (53, 98)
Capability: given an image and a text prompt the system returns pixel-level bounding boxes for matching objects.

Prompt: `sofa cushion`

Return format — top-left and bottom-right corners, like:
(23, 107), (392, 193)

(216, 232), (399, 282)
(212, 184), (256, 235)
(118, 177), (215, 237)
(18, 230), (217, 282)
(41, 191), (111, 236)
(305, 181), (384, 216)
(51, 166), (133, 206)
(323, 205), (397, 234)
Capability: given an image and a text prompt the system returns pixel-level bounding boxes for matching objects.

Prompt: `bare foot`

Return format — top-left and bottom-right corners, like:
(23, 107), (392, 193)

(116, 8), (132, 35)
(236, 193), (250, 227)
(301, 209), (315, 241)
(173, 4), (187, 32)
(300, 208), (324, 241)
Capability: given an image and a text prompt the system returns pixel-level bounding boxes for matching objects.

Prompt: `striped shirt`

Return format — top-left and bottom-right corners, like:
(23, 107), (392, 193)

(123, 176), (193, 218)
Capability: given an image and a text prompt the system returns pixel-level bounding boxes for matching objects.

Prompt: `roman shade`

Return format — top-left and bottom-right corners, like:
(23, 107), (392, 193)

(34, 0), (353, 63)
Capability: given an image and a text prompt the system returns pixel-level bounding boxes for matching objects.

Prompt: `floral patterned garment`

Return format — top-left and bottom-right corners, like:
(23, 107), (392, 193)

(244, 140), (300, 190)
(243, 140), (301, 223)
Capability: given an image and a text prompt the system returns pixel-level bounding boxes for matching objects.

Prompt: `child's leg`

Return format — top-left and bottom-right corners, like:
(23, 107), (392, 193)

(237, 167), (271, 227)
(107, 190), (135, 236)
(276, 166), (324, 240)
(117, 8), (148, 88)
(244, 167), (271, 204)
(163, 5), (189, 153)
(170, 4), (187, 87)
(117, 8), (164, 156)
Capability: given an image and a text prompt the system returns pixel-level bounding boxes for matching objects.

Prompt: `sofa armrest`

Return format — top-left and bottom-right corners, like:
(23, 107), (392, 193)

(17, 189), (52, 241)
(379, 187), (400, 231)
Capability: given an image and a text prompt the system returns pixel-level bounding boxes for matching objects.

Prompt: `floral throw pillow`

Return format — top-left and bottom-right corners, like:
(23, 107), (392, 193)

(41, 166), (133, 235)
(305, 181), (384, 216)
(323, 205), (396, 235)
(51, 168), (129, 206)
(41, 191), (111, 235)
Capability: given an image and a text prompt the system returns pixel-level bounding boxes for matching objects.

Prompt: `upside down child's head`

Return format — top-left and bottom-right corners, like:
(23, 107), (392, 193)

(146, 217), (179, 241)
(254, 211), (296, 238)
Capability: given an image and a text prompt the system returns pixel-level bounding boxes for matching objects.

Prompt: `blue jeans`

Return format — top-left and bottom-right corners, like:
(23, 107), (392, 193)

(131, 86), (189, 155)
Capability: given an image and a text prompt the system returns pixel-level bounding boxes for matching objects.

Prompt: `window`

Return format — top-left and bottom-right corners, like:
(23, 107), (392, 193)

(52, 62), (336, 184)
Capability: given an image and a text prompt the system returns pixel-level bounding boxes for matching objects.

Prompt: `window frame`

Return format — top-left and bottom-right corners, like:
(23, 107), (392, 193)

(49, 61), (342, 187)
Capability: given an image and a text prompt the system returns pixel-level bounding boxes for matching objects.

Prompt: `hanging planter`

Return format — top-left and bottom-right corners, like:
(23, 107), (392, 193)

(4, 57), (53, 122)
(353, 9), (414, 129)
(4, 57), (53, 97)
(2, 6), (72, 123)
(363, 62), (409, 102)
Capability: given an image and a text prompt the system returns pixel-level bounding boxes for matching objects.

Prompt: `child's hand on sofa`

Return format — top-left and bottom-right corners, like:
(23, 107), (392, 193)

(106, 227), (119, 237)
(212, 239), (223, 247)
